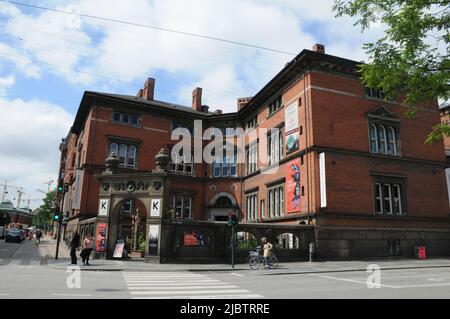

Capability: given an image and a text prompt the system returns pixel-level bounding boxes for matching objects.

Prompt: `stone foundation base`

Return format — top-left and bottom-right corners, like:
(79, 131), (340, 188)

(317, 227), (450, 259)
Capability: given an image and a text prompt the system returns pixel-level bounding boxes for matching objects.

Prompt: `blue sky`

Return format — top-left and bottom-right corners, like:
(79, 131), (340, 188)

(0, 0), (385, 209)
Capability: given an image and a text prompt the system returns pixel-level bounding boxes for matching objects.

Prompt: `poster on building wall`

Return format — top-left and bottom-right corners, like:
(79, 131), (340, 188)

(319, 152), (327, 208)
(285, 100), (299, 154)
(183, 231), (209, 247)
(446, 168), (450, 207)
(72, 169), (84, 210)
(148, 225), (159, 256)
(286, 159), (301, 213)
(95, 223), (107, 252)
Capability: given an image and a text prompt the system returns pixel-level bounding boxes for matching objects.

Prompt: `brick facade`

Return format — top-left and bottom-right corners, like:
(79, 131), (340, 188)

(57, 44), (450, 259)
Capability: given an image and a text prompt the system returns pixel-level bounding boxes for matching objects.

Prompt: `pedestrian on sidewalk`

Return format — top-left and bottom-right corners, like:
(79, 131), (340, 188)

(81, 234), (94, 265)
(69, 231), (81, 265)
(36, 229), (42, 244)
(261, 237), (273, 269)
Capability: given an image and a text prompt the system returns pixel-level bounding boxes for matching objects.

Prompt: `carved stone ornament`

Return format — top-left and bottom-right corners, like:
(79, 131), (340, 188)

(154, 148), (170, 172)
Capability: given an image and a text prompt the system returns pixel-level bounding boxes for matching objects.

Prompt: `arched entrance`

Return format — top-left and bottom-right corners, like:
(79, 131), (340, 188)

(208, 192), (237, 221)
(110, 197), (148, 258)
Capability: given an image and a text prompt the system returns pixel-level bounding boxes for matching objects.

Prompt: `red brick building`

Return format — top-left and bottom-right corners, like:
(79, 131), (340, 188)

(57, 44), (450, 260)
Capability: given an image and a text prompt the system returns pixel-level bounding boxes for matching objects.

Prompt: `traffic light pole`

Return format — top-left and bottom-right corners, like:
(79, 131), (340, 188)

(55, 218), (62, 260)
(231, 224), (235, 269)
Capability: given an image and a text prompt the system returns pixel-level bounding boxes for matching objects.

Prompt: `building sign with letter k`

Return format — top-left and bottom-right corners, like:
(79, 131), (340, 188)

(98, 199), (109, 216)
(151, 198), (162, 217)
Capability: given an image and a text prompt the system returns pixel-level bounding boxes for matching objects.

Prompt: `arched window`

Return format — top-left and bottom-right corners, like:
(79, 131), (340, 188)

(118, 144), (127, 164)
(109, 143), (118, 156)
(369, 124), (378, 153)
(387, 127), (397, 155)
(127, 145), (136, 166)
(378, 125), (387, 154)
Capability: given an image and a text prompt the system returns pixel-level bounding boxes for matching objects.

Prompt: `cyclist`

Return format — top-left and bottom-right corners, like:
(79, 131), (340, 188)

(261, 237), (273, 269)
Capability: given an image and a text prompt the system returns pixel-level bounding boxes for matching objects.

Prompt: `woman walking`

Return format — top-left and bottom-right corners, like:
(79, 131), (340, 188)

(81, 234), (94, 265)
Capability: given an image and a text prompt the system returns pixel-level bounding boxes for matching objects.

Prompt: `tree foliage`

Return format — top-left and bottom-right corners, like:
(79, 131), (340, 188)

(333, 0), (450, 142)
(32, 189), (56, 228)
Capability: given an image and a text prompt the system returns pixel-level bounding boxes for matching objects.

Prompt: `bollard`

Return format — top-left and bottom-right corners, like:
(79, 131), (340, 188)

(309, 242), (315, 262)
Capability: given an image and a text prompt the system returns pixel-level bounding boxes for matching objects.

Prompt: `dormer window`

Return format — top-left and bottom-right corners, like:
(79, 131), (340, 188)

(367, 106), (401, 156)
(365, 87), (385, 100)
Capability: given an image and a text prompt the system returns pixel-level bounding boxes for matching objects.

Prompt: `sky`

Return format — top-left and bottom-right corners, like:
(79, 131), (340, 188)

(0, 0), (387, 210)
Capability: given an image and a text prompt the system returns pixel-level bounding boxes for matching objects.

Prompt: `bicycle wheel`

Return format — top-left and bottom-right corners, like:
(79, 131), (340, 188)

(268, 254), (278, 269)
(248, 255), (261, 270)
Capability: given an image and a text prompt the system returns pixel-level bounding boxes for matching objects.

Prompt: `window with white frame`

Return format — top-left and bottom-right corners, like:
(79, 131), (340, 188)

(211, 148), (237, 177)
(246, 116), (257, 130)
(267, 184), (284, 218)
(112, 111), (139, 126)
(365, 87), (385, 100)
(170, 195), (193, 219)
(169, 148), (193, 176)
(374, 179), (404, 216)
(267, 129), (284, 165)
(245, 193), (258, 221)
(268, 96), (282, 115)
(109, 142), (137, 168)
(246, 142), (258, 174)
(369, 122), (399, 156)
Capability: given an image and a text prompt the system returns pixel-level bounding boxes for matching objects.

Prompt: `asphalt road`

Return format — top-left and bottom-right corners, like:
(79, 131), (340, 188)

(1, 239), (450, 299)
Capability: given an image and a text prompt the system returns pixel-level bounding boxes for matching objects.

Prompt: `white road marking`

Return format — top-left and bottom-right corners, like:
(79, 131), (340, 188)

(126, 282), (224, 286)
(309, 273), (396, 288)
(130, 289), (250, 295)
(231, 272), (243, 277)
(123, 271), (263, 299)
(129, 285), (238, 290)
(51, 293), (93, 297)
(0, 293), (11, 296)
(133, 294), (264, 299)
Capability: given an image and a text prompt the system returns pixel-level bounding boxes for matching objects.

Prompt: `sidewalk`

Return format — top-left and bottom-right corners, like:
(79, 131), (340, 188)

(39, 237), (450, 273)
(38, 236), (71, 262)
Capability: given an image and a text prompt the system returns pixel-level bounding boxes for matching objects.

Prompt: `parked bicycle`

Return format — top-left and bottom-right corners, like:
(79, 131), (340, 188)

(247, 245), (278, 270)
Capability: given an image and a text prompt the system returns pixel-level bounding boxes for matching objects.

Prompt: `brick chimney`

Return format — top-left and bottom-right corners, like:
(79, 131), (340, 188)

(237, 97), (252, 111)
(137, 89), (144, 97)
(312, 43), (325, 54)
(192, 87), (202, 111)
(142, 78), (155, 101)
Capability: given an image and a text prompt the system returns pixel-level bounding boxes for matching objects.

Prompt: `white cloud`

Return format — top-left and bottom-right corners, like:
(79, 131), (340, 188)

(0, 97), (73, 209)
(0, 74), (15, 95)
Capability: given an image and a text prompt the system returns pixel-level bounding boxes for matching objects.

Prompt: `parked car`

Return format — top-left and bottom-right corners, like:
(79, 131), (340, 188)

(5, 229), (24, 243)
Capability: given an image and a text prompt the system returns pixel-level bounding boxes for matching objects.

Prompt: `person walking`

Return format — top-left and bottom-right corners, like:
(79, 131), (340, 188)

(69, 231), (81, 265)
(36, 229), (42, 244)
(81, 234), (94, 265)
(261, 237), (273, 269)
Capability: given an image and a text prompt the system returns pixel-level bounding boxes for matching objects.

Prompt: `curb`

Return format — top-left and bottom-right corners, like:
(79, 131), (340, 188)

(43, 262), (450, 273)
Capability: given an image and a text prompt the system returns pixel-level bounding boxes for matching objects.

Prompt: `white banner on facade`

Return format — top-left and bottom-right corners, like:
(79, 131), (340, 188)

(151, 198), (162, 217)
(446, 168), (450, 208)
(98, 199), (109, 216)
(285, 100), (299, 154)
(72, 169), (84, 210)
(319, 152), (327, 208)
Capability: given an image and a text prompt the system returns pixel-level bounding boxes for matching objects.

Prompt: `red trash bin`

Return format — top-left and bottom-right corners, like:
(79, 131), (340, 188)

(416, 246), (426, 259)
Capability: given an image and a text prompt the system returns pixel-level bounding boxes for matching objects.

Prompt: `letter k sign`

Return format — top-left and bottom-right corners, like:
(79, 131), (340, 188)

(151, 199), (162, 217)
(99, 199), (109, 216)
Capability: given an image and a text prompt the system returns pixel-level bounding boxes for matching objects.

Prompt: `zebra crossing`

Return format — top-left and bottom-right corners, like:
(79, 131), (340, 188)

(122, 271), (263, 299)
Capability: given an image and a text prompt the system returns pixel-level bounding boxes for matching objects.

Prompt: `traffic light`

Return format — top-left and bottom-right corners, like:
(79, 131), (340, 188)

(53, 207), (61, 222)
(63, 183), (69, 193)
(57, 181), (63, 193)
(228, 212), (238, 226)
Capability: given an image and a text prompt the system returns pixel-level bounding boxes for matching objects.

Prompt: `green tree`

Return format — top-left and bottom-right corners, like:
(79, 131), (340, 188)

(333, 0), (450, 143)
(32, 190), (56, 228)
